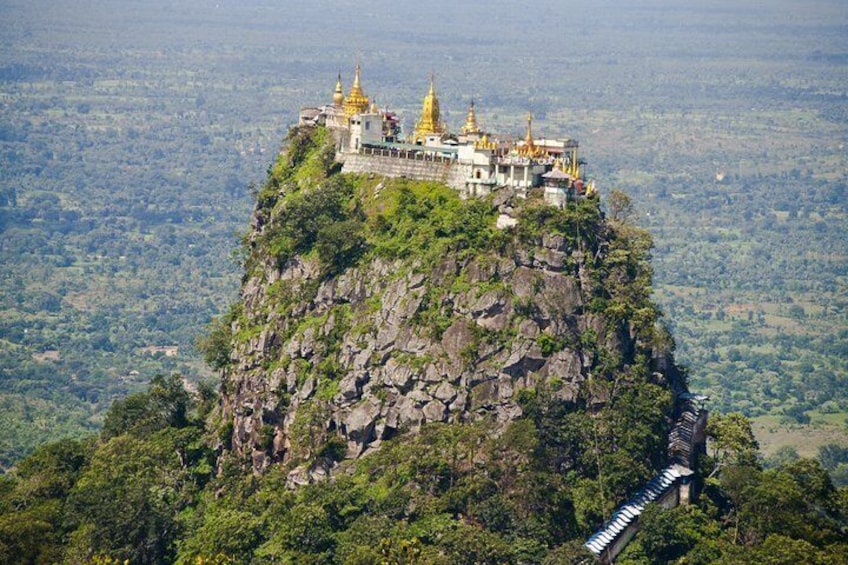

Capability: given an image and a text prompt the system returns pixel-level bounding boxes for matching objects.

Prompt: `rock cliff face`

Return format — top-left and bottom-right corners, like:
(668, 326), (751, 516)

(218, 127), (683, 479)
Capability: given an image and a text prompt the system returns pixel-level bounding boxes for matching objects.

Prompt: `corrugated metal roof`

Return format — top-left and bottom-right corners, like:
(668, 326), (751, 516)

(585, 395), (705, 559)
(584, 466), (681, 556)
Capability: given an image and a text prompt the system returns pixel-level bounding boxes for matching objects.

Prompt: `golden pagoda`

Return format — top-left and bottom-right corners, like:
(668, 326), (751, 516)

(413, 75), (446, 143)
(460, 100), (481, 135)
(343, 63), (370, 119)
(516, 114), (544, 158)
(332, 74), (344, 108)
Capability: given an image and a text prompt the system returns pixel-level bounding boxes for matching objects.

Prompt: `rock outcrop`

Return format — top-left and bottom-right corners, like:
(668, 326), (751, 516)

(216, 126), (681, 477)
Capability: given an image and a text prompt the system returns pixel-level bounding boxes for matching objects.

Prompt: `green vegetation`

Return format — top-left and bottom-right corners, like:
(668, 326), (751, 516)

(0, 374), (215, 565)
(0, 376), (664, 563)
(252, 136), (502, 278)
(1, 379), (844, 564)
(617, 415), (847, 565)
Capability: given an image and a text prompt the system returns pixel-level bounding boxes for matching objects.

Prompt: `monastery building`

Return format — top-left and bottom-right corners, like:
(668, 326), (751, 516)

(299, 65), (596, 207)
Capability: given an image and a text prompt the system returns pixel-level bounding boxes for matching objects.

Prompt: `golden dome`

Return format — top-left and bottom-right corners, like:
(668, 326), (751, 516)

(461, 99), (480, 135)
(343, 63), (370, 118)
(332, 74), (344, 108)
(413, 75), (446, 143)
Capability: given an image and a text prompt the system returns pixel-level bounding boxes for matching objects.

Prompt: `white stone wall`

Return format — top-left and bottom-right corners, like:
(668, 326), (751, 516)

(341, 153), (472, 193)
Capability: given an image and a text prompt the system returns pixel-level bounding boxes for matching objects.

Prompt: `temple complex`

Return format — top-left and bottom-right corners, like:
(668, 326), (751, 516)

(298, 65), (595, 206)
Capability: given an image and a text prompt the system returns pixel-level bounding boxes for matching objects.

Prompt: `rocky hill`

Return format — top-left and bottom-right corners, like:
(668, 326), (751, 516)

(213, 126), (686, 488)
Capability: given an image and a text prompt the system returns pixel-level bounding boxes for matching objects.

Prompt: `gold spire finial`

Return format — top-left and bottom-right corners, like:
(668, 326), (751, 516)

(461, 99), (480, 135)
(354, 63), (362, 88)
(569, 147), (580, 178)
(332, 73), (344, 108)
(517, 113), (543, 157)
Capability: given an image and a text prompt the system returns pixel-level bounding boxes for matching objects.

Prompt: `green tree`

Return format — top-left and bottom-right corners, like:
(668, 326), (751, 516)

(606, 189), (635, 224)
(619, 504), (722, 565)
(66, 428), (211, 565)
(818, 444), (848, 471)
(542, 539), (598, 564)
(176, 507), (263, 565)
(197, 315), (234, 371)
(101, 374), (192, 439)
(706, 412), (759, 476)
(0, 439), (92, 565)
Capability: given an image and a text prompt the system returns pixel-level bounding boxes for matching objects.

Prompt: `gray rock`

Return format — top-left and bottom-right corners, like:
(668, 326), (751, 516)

(353, 349), (371, 370)
(542, 349), (583, 382)
(517, 319), (540, 338)
(536, 248), (567, 270)
(407, 389), (432, 405)
(222, 202), (657, 475)
(442, 320), (475, 362)
(449, 390), (469, 413)
(423, 364), (443, 383)
(300, 326), (316, 358)
(471, 291), (508, 332)
(498, 374), (515, 400)
(542, 233), (566, 251)
(396, 396), (424, 429)
(384, 359), (415, 391)
(496, 403), (523, 421)
(470, 380), (499, 410)
(269, 367), (286, 392)
(338, 373), (361, 401)
(511, 267), (540, 299)
(502, 348), (546, 378)
(286, 365), (298, 393)
(299, 377), (315, 400)
(384, 406), (400, 430)
(477, 311), (509, 332)
(434, 381), (457, 402)
(423, 400), (447, 422)
(345, 399), (382, 445)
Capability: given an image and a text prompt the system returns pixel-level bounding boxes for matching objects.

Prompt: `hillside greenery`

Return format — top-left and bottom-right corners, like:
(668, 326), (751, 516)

(1, 378), (844, 564)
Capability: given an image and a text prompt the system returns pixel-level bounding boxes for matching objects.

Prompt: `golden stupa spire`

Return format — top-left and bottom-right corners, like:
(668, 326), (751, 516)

(461, 99), (480, 135)
(413, 73), (445, 143)
(517, 114), (542, 157)
(332, 73), (344, 108)
(343, 63), (370, 118)
(352, 64), (363, 93)
(569, 147), (580, 178)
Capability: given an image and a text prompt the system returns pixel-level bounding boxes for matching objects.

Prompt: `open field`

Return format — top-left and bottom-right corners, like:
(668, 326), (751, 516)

(752, 412), (848, 459)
